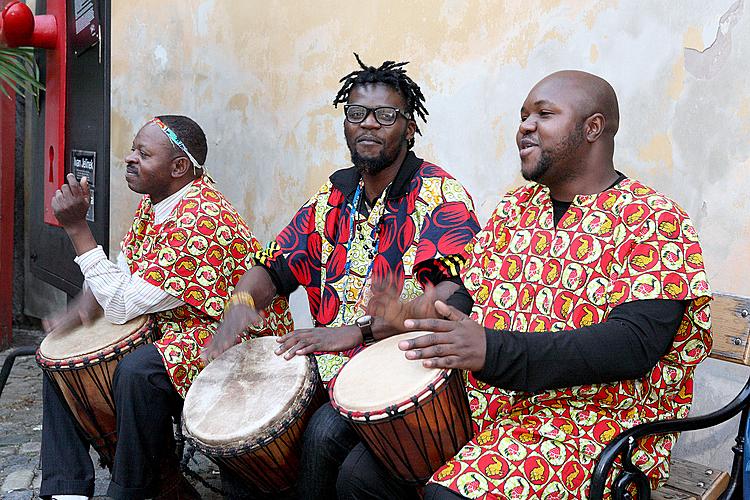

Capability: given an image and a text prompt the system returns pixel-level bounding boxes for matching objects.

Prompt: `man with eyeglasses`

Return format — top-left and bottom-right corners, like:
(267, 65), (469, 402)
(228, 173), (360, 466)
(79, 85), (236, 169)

(206, 54), (481, 498)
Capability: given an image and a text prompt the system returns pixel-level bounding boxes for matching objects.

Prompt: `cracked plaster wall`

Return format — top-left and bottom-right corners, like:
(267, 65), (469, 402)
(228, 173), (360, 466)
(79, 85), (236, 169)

(111, 0), (750, 472)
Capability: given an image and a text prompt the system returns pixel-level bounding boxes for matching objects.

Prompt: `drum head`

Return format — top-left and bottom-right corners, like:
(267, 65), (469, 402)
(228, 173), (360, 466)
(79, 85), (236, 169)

(183, 337), (312, 449)
(332, 331), (445, 413)
(39, 315), (149, 361)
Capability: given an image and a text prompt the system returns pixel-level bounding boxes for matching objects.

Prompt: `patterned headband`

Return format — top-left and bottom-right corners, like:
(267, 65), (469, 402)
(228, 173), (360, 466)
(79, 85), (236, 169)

(150, 117), (203, 169)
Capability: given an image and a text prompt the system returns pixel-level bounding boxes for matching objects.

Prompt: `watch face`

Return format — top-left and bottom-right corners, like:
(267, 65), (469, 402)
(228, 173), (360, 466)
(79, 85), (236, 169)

(357, 315), (372, 327)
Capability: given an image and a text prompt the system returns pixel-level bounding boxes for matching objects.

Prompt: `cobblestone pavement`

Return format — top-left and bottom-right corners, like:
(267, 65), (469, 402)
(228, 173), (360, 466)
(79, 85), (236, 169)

(0, 329), (223, 499)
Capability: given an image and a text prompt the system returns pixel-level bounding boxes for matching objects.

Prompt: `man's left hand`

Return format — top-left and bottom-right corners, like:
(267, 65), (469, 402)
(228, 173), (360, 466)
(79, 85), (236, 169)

(367, 282), (441, 332)
(399, 300), (486, 371)
(275, 325), (362, 360)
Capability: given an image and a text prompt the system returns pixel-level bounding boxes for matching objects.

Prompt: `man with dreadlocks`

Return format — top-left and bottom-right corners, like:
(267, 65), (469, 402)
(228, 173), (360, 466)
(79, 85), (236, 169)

(206, 54), (480, 497)
(40, 115), (292, 499)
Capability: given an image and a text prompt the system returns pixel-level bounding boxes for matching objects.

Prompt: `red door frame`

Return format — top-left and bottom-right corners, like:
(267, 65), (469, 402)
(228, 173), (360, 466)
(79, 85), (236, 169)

(0, 91), (15, 349)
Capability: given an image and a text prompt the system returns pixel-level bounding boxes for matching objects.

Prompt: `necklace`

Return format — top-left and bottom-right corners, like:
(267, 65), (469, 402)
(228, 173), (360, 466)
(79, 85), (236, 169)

(336, 180), (389, 325)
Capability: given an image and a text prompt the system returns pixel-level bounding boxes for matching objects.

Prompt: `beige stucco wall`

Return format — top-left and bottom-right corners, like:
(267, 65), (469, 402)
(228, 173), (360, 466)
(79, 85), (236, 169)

(111, 0), (750, 472)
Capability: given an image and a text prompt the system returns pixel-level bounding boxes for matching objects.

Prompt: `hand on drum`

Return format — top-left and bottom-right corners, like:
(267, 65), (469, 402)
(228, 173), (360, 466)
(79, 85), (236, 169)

(399, 300), (486, 372)
(51, 173), (90, 227)
(203, 303), (262, 362)
(275, 325), (361, 360)
(367, 282), (441, 332)
(43, 289), (102, 334)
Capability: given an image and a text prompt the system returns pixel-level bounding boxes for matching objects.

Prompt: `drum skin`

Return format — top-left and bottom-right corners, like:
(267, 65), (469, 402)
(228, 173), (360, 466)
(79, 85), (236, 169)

(36, 315), (155, 467)
(182, 337), (325, 493)
(331, 332), (473, 484)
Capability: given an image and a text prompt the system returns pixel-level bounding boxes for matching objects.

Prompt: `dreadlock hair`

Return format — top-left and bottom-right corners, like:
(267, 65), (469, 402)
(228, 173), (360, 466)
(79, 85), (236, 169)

(155, 115), (208, 167)
(333, 53), (428, 149)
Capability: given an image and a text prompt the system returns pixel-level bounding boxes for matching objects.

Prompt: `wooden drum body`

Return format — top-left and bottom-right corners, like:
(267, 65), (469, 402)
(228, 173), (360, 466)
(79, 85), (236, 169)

(36, 315), (156, 467)
(182, 337), (326, 494)
(330, 332), (473, 484)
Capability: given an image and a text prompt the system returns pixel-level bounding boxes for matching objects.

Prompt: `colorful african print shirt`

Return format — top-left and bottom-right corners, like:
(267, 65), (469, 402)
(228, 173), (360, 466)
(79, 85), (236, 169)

(253, 152), (480, 382)
(121, 177), (294, 397)
(430, 178), (712, 499)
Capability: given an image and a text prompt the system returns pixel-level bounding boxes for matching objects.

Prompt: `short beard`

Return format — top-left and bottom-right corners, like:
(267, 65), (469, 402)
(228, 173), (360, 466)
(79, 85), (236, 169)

(522, 122), (585, 183)
(349, 129), (408, 176)
(522, 153), (552, 182)
(351, 149), (392, 176)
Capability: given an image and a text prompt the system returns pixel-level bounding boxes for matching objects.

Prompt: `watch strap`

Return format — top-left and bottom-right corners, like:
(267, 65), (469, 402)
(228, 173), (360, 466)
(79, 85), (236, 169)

(357, 316), (375, 345)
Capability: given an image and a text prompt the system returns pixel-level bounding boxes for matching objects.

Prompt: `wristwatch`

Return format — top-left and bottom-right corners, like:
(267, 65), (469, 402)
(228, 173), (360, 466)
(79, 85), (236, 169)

(355, 315), (375, 345)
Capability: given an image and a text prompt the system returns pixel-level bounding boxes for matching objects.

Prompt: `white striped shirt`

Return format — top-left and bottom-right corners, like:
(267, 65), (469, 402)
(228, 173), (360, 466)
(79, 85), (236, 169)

(75, 183), (194, 324)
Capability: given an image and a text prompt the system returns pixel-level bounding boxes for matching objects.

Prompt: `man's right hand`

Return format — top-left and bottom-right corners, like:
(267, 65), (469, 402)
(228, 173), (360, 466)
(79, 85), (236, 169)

(202, 302), (261, 362)
(43, 289), (102, 334)
(51, 173), (90, 228)
(202, 266), (279, 362)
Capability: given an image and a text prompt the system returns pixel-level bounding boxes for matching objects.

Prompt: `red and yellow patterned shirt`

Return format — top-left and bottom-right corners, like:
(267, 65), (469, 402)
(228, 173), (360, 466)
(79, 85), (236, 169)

(431, 178), (711, 499)
(122, 177), (293, 397)
(253, 154), (480, 382)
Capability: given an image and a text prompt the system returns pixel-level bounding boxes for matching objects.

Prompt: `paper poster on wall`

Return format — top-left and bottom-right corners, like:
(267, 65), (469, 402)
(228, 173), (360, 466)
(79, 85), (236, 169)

(72, 149), (96, 222)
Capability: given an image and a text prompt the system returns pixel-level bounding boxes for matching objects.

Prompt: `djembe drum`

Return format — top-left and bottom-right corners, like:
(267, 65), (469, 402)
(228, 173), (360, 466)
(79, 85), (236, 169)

(330, 331), (473, 484)
(182, 337), (326, 493)
(36, 314), (156, 467)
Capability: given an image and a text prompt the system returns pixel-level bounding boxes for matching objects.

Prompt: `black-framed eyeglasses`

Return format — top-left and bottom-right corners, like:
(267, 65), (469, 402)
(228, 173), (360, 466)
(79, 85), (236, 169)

(344, 105), (411, 126)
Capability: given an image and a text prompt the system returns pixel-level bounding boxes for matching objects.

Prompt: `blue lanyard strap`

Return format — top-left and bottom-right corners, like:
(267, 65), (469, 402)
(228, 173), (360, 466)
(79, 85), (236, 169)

(338, 181), (382, 325)
(342, 183), (363, 278)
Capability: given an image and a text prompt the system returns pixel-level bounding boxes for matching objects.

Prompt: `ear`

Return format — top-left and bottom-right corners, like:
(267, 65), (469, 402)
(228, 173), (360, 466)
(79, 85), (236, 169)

(171, 157), (191, 178)
(405, 119), (417, 143)
(584, 113), (606, 143)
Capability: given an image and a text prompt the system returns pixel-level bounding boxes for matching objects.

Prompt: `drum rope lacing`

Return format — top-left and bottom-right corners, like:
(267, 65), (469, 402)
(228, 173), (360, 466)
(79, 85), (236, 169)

(181, 357), (326, 494)
(38, 317), (158, 469)
(355, 388), (443, 484)
(336, 369), (474, 484)
(49, 357), (120, 468)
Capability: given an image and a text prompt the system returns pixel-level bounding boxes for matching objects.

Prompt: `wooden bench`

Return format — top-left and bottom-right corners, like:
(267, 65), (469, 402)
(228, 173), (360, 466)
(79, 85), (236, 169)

(590, 292), (750, 499)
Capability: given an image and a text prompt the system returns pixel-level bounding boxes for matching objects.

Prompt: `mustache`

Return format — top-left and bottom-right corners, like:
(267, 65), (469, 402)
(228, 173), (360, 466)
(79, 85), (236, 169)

(356, 134), (383, 144)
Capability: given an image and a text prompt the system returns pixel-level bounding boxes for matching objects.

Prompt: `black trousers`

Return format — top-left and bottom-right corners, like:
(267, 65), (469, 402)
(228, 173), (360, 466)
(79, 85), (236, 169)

(297, 403), (465, 499)
(40, 344), (183, 499)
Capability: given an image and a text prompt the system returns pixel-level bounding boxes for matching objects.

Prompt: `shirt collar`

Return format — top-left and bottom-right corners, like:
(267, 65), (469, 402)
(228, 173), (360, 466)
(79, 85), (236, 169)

(329, 150), (423, 201)
(152, 181), (194, 224)
(546, 171), (628, 205)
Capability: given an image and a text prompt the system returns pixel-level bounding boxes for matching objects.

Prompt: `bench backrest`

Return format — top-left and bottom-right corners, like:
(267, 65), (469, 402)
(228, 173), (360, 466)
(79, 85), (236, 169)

(709, 292), (750, 365)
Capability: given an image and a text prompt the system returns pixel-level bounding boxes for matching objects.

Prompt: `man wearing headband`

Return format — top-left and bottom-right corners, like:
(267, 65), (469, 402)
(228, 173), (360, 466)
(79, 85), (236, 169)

(205, 55), (481, 498)
(40, 115), (293, 499)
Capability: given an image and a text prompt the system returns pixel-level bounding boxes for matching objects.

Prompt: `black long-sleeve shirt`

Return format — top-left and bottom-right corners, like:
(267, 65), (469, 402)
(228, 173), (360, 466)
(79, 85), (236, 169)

(473, 299), (686, 392)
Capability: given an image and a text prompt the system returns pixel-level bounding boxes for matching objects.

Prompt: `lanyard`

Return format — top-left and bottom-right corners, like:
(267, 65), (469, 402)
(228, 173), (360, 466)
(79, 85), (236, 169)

(337, 181), (384, 325)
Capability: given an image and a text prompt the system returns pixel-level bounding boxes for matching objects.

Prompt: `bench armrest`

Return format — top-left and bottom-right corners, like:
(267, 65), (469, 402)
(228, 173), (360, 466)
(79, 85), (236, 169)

(589, 375), (750, 500)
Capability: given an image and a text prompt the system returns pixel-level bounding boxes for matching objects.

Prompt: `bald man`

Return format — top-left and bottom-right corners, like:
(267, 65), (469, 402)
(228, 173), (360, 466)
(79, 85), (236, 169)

(342, 71), (712, 499)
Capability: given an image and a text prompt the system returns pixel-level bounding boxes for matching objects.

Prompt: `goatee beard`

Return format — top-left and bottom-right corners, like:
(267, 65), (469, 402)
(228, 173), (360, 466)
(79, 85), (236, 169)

(351, 150), (392, 176)
(522, 153), (552, 182)
(521, 122), (585, 183)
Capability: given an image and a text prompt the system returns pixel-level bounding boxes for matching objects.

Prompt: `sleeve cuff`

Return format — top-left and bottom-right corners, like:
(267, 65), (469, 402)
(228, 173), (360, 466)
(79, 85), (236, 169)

(73, 245), (108, 275)
(472, 328), (503, 382)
